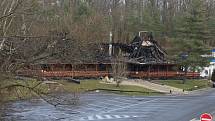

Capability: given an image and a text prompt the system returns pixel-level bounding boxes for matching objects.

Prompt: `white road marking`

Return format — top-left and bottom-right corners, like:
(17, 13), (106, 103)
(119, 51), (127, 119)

(113, 97), (138, 103)
(190, 118), (200, 121)
(81, 107), (99, 111)
(96, 101), (124, 108)
(102, 98), (159, 113)
(95, 115), (105, 120)
(88, 116), (94, 120)
(77, 97), (191, 119)
(104, 115), (113, 119)
(113, 115), (121, 118)
(105, 98), (131, 105)
(163, 98), (189, 101)
(87, 103), (104, 108)
(72, 110), (88, 114)
(155, 100), (188, 103)
(79, 96), (196, 121)
(109, 111), (153, 114)
(81, 114), (139, 121)
(79, 117), (85, 121)
(131, 106), (163, 109)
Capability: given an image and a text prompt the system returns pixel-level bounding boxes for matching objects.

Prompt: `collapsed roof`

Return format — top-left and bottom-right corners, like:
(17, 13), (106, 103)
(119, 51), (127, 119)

(98, 32), (167, 64)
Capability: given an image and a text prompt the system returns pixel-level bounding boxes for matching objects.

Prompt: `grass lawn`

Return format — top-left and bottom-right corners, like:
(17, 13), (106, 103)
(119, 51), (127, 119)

(56, 80), (162, 96)
(154, 80), (212, 91)
(0, 79), (161, 103)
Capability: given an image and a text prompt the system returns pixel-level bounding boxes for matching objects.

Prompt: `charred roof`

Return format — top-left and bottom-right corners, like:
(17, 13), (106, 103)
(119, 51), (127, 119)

(98, 32), (167, 64)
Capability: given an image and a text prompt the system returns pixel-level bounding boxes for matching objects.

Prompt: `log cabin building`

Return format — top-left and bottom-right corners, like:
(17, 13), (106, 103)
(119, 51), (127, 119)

(17, 32), (200, 79)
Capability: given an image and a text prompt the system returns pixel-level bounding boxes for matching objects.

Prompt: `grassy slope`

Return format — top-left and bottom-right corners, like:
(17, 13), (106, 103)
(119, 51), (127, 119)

(57, 80), (162, 96)
(0, 79), (161, 103)
(155, 80), (212, 91)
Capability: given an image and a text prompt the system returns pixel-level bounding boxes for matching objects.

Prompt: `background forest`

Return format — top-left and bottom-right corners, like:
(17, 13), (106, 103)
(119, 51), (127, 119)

(0, 0), (215, 74)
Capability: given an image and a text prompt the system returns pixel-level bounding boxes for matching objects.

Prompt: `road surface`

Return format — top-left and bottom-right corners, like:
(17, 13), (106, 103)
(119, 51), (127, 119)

(1, 88), (215, 121)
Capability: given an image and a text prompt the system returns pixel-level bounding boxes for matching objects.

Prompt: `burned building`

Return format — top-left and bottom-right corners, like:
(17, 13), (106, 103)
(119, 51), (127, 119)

(17, 32), (200, 79)
(98, 31), (167, 64)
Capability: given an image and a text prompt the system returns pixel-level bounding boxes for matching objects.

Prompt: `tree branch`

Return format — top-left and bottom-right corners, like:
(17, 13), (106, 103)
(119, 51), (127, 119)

(0, 0), (23, 20)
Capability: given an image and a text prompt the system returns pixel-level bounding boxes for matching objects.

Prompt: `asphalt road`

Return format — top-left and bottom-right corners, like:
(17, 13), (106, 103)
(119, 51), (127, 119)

(2, 88), (215, 121)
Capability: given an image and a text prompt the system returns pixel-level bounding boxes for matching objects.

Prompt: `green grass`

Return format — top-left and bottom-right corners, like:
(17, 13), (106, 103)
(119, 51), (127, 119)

(0, 79), (161, 103)
(155, 80), (212, 91)
(57, 80), (162, 96)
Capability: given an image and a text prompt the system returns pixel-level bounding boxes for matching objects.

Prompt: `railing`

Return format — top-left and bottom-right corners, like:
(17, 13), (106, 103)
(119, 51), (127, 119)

(42, 71), (111, 77)
(129, 71), (200, 78)
(16, 70), (42, 77)
(16, 70), (200, 79)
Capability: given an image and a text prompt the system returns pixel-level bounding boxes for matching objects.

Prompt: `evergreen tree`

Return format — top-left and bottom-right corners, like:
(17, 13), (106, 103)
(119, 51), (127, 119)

(172, 0), (210, 82)
(126, 0), (164, 38)
(207, 16), (215, 46)
(177, 0), (209, 40)
(142, 1), (164, 38)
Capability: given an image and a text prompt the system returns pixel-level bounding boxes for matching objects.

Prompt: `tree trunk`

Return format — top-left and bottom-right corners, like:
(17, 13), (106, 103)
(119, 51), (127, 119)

(116, 82), (120, 87)
(182, 66), (188, 84)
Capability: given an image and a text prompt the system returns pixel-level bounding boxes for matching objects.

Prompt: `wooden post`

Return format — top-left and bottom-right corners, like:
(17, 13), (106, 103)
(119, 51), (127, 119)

(148, 64), (151, 80)
(165, 64), (167, 79)
(193, 70), (195, 79)
(85, 64), (87, 72)
(96, 64), (98, 77)
(167, 65), (169, 79)
(157, 64), (159, 78)
(72, 64), (74, 78)
(96, 64), (98, 72)
(137, 65), (140, 78)
(51, 64), (53, 71)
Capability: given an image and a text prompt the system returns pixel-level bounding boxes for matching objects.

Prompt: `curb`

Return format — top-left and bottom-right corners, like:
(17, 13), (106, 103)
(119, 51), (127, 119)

(85, 88), (165, 94)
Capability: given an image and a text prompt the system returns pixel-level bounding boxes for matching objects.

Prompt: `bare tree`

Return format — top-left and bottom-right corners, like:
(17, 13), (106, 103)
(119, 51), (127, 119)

(111, 51), (127, 87)
(0, 0), (24, 50)
(0, 0), (81, 105)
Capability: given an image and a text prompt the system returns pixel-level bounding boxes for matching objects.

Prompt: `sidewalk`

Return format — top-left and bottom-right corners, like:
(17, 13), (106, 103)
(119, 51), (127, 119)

(187, 87), (215, 95)
(121, 79), (188, 95)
